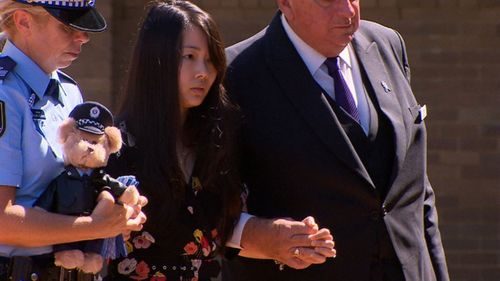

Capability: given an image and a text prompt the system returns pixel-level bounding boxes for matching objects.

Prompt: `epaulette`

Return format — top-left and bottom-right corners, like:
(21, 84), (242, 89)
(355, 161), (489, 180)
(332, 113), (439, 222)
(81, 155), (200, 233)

(57, 70), (77, 85)
(0, 56), (16, 82)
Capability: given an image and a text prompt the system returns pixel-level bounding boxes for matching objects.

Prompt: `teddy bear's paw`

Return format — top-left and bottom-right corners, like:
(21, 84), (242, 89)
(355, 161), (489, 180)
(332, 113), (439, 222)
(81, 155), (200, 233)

(80, 252), (104, 274)
(54, 250), (85, 269)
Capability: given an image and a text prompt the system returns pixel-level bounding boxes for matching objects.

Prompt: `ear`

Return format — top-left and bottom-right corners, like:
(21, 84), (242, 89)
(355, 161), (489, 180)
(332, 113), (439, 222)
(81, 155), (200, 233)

(58, 118), (77, 144)
(12, 10), (35, 36)
(104, 126), (123, 154)
(276, 0), (294, 21)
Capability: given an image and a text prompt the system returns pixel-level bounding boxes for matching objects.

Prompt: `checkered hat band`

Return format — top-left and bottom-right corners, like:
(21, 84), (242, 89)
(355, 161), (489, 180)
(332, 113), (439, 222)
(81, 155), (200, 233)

(18, 0), (95, 8)
(76, 119), (104, 131)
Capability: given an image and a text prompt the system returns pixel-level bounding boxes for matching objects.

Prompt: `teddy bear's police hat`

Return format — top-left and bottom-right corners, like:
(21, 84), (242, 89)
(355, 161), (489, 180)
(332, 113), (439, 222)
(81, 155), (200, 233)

(14, 0), (107, 32)
(69, 101), (113, 135)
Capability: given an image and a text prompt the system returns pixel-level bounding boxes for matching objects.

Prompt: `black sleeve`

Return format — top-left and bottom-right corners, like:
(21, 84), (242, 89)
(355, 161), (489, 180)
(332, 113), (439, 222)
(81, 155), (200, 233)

(98, 173), (128, 199)
(34, 176), (59, 211)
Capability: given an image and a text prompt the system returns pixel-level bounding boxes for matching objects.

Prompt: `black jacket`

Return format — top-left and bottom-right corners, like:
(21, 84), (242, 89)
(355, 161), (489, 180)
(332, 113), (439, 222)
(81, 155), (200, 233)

(224, 13), (449, 281)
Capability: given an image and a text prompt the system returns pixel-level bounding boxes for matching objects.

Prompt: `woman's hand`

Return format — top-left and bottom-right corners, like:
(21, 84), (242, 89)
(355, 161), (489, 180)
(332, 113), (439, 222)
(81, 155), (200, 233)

(123, 191), (148, 240)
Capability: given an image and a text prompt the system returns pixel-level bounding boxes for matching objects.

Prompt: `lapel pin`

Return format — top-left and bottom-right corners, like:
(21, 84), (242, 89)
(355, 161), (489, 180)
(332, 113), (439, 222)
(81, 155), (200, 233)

(381, 81), (391, 93)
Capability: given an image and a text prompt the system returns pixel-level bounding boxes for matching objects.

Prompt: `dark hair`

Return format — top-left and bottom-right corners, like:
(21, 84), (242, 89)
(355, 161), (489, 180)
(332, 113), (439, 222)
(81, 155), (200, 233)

(117, 0), (241, 249)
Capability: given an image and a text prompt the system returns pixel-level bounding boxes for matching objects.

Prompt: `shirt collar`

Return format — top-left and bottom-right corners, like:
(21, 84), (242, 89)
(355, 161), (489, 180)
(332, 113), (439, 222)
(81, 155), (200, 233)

(339, 46), (352, 69)
(280, 14), (352, 73)
(2, 40), (58, 99)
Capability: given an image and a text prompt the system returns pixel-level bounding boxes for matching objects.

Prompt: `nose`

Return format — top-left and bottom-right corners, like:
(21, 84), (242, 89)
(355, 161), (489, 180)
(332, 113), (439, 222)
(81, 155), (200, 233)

(336, 0), (356, 18)
(195, 60), (211, 80)
(87, 146), (94, 153)
(74, 30), (90, 44)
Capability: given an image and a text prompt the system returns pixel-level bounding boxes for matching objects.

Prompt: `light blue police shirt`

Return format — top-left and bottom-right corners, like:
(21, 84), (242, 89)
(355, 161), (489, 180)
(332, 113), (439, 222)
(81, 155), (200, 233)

(0, 40), (83, 257)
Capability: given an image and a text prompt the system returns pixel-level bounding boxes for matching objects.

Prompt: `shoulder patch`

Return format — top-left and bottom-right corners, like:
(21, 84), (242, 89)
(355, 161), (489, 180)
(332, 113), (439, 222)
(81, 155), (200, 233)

(0, 100), (6, 138)
(0, 56), (16, 81)
(56, 70), (77, 85)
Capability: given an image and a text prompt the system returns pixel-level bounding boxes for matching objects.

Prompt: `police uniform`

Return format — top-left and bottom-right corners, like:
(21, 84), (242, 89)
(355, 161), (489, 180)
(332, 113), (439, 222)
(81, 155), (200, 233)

(0, 0), (107, 280)
(0, 39), (83, 257)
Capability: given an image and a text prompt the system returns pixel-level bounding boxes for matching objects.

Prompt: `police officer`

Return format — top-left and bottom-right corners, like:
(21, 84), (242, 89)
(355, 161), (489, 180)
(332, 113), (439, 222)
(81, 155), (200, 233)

(0, 1), (146, 280)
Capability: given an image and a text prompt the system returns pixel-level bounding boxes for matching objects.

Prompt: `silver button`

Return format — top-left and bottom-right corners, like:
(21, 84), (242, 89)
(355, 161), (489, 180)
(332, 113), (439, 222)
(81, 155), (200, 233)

(382, 204), (388, 216)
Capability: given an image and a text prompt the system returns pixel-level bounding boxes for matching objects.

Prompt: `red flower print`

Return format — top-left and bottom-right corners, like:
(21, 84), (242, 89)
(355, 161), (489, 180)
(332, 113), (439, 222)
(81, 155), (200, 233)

(184, 242), (198, 255)
(130, 261), (150, 280)
(201, 236), (209, 248)
(201, 236), (211, 257)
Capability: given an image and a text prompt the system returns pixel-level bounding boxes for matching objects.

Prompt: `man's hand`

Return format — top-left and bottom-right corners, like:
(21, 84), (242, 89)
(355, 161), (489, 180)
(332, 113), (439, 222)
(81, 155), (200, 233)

(239, 216), (335, 269)
(288, 226), (336, 269)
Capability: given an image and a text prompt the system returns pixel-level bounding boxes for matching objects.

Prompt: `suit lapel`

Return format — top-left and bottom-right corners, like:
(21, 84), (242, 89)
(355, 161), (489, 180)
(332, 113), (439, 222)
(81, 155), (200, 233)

(263, 14), (374, 188)
(352, 32), (407, 182)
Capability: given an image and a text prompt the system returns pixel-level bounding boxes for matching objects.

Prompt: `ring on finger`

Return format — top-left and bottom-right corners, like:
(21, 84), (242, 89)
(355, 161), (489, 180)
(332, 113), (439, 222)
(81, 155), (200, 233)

(293, 247), (300, 257)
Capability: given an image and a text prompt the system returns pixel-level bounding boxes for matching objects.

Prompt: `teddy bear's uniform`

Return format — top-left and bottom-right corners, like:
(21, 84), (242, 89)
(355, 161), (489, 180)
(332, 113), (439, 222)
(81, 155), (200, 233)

(36, 166), (127, 253)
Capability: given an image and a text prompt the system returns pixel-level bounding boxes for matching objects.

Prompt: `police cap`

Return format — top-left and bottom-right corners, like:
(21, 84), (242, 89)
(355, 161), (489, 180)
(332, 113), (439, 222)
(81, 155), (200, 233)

(69, 101), (113, 135)
(15, 0), (107, 32)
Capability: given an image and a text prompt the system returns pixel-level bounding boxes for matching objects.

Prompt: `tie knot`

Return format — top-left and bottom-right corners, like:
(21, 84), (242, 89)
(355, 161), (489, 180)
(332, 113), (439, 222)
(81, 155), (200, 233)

(324, 57), (340, 76)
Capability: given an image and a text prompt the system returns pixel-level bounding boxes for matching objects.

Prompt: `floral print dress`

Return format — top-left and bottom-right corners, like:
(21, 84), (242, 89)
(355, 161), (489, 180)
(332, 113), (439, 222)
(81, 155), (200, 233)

(105, 174), (222, 281)
(104, 132), (223, 281)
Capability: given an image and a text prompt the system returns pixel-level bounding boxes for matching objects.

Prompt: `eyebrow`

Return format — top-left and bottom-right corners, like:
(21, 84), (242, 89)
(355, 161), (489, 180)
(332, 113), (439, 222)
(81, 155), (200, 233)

(182, 45), (201, 50)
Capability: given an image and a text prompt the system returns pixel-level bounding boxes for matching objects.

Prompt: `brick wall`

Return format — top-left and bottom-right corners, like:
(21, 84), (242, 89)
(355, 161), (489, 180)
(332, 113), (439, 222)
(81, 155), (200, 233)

(64, 0), (112, 105)
(65, 1), (500, 280)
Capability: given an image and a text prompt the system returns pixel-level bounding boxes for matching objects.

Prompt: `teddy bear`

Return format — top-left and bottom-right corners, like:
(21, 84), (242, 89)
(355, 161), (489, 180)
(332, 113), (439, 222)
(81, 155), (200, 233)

(35, 101), (138, 274)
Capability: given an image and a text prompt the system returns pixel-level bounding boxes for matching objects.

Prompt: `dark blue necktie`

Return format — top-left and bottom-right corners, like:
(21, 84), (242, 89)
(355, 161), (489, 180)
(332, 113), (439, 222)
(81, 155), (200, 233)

(45, 78), (63, 104)
(324, 57), (359, 121)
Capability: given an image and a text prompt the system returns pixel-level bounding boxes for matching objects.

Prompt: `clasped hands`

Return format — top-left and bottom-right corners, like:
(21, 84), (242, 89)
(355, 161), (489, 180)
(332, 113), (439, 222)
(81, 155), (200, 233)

(92, 186), (148, 240)
(240, 216), (336, 270)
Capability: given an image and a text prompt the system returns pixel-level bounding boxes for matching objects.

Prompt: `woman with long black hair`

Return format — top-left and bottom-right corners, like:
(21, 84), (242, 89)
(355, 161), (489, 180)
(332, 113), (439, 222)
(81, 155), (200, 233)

(105, 1), (241, 280)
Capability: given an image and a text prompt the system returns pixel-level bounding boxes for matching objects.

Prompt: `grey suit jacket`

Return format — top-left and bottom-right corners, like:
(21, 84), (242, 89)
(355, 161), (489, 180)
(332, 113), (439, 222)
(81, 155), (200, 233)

(225, 12), (449, 281)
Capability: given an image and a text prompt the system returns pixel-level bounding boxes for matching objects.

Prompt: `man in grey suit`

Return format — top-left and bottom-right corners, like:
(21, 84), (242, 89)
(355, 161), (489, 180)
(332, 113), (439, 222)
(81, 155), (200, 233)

(224, 0), (450, 280)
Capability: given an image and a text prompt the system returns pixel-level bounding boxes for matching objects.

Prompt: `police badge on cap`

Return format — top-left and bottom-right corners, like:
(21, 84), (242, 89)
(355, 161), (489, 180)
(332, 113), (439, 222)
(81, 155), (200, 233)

(69, 101), (113, 135)
(15, 0), (107, 32)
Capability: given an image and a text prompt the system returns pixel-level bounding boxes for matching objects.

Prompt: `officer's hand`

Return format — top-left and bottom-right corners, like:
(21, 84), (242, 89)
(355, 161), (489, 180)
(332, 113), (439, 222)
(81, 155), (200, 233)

(92, 191), (146, 238)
